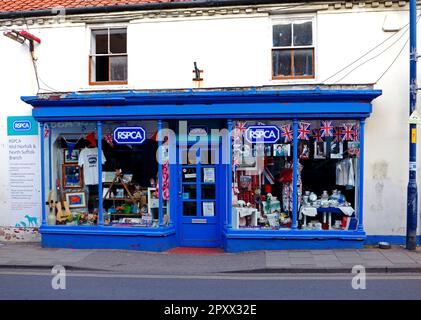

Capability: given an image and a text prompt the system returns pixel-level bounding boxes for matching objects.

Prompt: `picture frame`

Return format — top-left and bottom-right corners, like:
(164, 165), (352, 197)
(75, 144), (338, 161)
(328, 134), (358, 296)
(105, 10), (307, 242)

(65, 191), (87, 209)
(63, 148), (80, 163)
(314, 141), (327, 159)
(298, 141), (310, 160)
(273, 144), (290, 157)
(62, 164), (84, 189)
(330, 141), (343, 159)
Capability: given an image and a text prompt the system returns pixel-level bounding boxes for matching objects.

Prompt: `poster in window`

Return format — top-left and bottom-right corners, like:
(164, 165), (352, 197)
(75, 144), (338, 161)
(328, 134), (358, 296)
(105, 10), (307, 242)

(314, 141), (327, 159)
(298, 141), (310, 160)
(330, 141), (343, 159)
(203, 168), (215, 183)
(203, 202), (215, 217)
(273, 144), (290, 157)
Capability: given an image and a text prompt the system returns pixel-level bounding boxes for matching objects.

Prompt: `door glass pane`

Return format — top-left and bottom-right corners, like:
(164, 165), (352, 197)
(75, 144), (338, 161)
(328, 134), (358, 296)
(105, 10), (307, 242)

(183, 202), (196, 216)
(293, 49), (313, 76)
(293, 21), (313, 46)
(182, 168), (197, 182)
(273, 24), (292, 46)
(182, 185), (197, 200)
(272, 49), (292, 77)
(202, 185), (216, 200)
(110, 56), (127, 81)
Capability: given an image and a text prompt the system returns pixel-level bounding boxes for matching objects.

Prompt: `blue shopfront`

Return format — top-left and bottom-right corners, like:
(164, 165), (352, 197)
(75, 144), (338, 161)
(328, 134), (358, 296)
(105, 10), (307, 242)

(22, 88), (381, 252)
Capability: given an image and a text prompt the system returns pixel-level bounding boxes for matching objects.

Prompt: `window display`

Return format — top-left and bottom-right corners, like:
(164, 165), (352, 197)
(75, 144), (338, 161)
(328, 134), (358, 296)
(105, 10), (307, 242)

(231, 119), (360, 231)
(43, 121), (170, 228)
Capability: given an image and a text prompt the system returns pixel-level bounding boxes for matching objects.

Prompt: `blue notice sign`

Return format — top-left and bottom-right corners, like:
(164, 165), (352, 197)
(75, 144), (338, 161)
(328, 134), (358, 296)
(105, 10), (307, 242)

(113, 127), (146, 145)
(245, 125), (280, 144)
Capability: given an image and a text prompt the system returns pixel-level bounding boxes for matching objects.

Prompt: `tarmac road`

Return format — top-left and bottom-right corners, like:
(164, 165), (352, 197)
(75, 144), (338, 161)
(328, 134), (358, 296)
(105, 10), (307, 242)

(1, 270), (421, 300)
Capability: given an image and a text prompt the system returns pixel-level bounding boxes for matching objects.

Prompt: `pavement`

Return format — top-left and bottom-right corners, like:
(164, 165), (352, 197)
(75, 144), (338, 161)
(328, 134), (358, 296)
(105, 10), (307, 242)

(1, 242), (421, 274)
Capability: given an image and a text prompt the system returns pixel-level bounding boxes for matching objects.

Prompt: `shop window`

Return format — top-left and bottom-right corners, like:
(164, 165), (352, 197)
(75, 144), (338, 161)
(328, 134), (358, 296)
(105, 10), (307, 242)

(44, 122), (101, 226)
(272, 19), (315, 79)
(298, 120), (359, 231)
(231, 119), (360, 231)
(90, 28), (128, 85)
(101, 121), (170, 228)
(232, 120), (295, 229)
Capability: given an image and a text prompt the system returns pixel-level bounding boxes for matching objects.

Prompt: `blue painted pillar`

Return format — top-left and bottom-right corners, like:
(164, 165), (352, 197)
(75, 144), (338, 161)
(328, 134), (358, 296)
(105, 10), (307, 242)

(97, 121), (103, 226)
(407, 0), (418, 250)
(39, 121), (46, 226)
(357, 119), (365, 232)
(227, 119), (233, 229)
(158, 119), (164, 227)
(292, 119), (298, 230)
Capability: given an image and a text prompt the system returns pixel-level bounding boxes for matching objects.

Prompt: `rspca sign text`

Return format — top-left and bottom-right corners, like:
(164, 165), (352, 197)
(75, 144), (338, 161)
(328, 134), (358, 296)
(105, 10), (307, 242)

(7, 116), (38, 136)
(245, 126), (280, 144)
(113, 127), (146, 145)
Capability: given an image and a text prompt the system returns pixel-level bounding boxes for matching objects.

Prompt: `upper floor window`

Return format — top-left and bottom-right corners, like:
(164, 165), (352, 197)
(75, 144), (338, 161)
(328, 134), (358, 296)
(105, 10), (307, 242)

(272, 19), (314, 80)
(90, 28), (128, 85)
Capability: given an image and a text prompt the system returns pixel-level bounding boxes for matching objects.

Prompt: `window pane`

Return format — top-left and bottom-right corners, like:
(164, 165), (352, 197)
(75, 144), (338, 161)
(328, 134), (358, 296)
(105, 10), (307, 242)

(93, 56), (109, 82)
(110, 56), (127, 81)
(94, 33), (108, 54)
(110, 29), (127, 54)
(183, 185), (197, 200)
(272, 50), (292, 77)
(293, 21), (313, 46)
(273, 24), (292, 47)
(293, 49), (313, 77)
(183, 202), (197, 216)
(201, 185), (216, 200)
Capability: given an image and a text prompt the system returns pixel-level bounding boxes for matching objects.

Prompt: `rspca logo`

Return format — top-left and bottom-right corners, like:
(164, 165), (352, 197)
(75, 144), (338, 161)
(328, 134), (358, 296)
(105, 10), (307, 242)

(245, 126), (280, 144)
(12, 120), (32, 132)
(113, 127), (146, 145)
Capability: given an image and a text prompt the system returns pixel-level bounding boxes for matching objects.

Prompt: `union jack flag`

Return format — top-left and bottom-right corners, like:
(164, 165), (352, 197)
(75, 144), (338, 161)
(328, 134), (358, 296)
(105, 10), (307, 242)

(312, 129), (322, 142)
(298, 122), (311, 140)
(320, 120), (333, 139)
(333, 127), (342, 142)
(341, 124), (355, 141)
(280, 124), (293, 143)
(354, 126), (359, 142)
(232, 121), (247, 142)
(104, 133), (114, 147)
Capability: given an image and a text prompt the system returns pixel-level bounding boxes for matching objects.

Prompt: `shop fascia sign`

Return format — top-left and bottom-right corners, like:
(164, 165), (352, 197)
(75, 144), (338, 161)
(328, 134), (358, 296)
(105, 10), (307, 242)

(113, 126), (146, 145)
(244, 125), (280, 144)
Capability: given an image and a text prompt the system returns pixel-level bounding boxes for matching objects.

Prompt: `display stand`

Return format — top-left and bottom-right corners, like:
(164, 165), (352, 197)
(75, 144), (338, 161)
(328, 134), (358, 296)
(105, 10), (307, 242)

(102, 169), (141, 216)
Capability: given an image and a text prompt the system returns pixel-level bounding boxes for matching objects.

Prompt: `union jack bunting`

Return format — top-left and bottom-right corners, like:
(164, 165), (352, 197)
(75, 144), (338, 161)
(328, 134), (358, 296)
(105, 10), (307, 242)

(280, 124), (293, 143)
(341, 124), (355, 141)
(298, 122), (311, 140)
(320, 120), (334, 138)
(104, 133), (114, 147)
(333, 127), (342, 142)
(354, 126), (359, 142)
(312, 129), (322, 142)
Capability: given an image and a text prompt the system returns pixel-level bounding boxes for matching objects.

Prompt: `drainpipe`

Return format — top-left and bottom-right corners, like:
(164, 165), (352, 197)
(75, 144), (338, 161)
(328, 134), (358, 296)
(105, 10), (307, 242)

(407, 0), (418, 250)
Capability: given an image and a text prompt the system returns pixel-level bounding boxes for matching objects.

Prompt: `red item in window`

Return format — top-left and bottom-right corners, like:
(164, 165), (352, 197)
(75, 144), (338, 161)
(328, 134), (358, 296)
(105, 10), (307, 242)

(278, 168), (293, 183)
(264, 184), (272, 193)
(85, 132), (97, 147)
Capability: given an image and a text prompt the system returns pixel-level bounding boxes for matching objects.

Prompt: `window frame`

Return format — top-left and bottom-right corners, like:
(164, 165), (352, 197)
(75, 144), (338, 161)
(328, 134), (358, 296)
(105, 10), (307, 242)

(271, 16), (316, 81)
(89, 27), (128, 86)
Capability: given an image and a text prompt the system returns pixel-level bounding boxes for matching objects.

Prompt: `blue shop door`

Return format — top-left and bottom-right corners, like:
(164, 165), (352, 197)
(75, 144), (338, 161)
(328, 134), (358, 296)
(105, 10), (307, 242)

(178, 145), (223, 247)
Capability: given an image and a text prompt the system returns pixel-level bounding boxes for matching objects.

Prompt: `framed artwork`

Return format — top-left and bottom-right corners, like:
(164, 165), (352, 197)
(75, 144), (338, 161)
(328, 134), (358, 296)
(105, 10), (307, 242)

(65, 191), (87, 209)
(298, 142), (310, 160)
(273, 144), (290, 157)
(63, 148), (80, 163)
(62, 164), (84, 189)
(314, 141), (327, 159)
(330, 141), (343, 159)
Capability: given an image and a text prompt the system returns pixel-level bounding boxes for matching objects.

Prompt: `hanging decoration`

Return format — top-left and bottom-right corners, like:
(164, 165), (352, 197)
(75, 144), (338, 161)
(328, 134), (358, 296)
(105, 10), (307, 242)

(280, 124), (293, 143)
(85, 132), (97, 147)
(104, 133), (114, 147)
(43, 124), (50, 138)
(320, 120), (333, 139)
(298, 122), (311, 141)
(354, 126), (359, 142)
(341, 124), (355, 141)
(312, 129), (322, 142)
(333, 127), (342, 142)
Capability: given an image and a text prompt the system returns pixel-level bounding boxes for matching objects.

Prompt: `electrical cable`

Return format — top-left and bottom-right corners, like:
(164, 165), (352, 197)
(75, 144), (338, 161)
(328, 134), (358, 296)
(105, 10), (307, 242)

(320, 16), (415, 84)
(333, 26), (409, 83)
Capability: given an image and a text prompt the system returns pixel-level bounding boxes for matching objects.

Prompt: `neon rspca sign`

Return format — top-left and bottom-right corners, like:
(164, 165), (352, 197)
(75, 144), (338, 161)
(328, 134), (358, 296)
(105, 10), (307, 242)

(244, 125), (280, 144)
(113, 127), (146, 145)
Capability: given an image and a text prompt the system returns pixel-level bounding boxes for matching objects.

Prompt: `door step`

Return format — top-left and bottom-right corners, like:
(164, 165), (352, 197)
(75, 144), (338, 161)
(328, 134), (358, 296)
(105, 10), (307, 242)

(167, 247), (225, 254)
